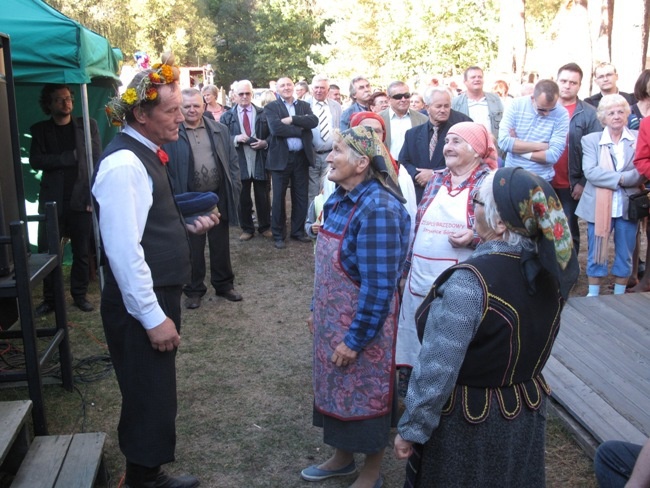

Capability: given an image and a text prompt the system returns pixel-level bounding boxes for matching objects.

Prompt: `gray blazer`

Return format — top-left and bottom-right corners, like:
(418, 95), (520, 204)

(575, 130), (644, 222)
(310, 98), (342, 152)
(452, 92), (504, 141)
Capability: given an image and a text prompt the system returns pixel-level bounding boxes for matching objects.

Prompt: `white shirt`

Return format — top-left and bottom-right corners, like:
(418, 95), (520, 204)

(467, 97), (491, 134)
(600, 127), (635, 218)
(388, 108), (413, 160)
(91, 125), (166, 330)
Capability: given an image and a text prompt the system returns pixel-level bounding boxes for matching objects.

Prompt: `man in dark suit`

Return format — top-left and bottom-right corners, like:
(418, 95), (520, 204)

(399, 86), (472, 202)
(264, 77), (318, 249)
(29, 83), (101, 314)
(220, 79), (272, 242)
(164, 88), (242, 309)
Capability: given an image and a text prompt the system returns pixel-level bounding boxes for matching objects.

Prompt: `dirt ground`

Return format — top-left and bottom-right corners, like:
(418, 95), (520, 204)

(3, 210), (643, 487)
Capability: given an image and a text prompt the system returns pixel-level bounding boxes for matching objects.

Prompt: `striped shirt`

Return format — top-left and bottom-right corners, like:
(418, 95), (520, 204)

(498, 96), (569, 181)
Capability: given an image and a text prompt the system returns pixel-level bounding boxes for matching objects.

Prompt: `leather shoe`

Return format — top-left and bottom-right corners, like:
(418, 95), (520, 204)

(73, 298), (94, 312)
(239, 232), (253, 241)
(291, 234), (311, 243)
(261, 230), (273, 238)
(216, 289), (242, 302)
(184, 296), (201, 309)
(124, 470), (200, 488)
(274, 239), (286, 249)
(152, 470), (200, 488)
(35, 302), (55, 316)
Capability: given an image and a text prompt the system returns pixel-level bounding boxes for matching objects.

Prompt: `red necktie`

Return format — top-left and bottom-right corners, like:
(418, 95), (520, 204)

(243, 108), (252, 137)
(157, 148), (169, 165)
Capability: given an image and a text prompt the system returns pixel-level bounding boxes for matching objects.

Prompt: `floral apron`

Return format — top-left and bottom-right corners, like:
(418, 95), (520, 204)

(312, 201), (398, 420)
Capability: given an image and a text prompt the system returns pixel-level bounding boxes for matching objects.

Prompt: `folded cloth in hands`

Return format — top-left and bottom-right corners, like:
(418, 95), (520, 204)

(174, 192), (219, 224)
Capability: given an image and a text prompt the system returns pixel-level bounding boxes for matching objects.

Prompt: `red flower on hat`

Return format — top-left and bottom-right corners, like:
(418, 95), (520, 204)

(553, 221), (564, 240)
(533, 202), (547, 216)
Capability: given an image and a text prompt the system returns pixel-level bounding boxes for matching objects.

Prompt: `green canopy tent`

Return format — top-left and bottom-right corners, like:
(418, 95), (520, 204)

(0, 0), (122, 246)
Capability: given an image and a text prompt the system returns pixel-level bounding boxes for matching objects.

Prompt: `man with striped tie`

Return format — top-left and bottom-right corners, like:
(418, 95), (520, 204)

(309, 74), (342, 205)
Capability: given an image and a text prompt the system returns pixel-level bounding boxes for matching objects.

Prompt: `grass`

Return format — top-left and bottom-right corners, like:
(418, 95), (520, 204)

(0, 225), (600, 487)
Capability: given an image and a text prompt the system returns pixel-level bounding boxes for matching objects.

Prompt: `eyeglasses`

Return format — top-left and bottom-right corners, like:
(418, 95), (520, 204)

(596, 72), (616, 81)
(54, 96), (74, 104)
(391, 93), (411, 100)
(533, 100), (557, 114)
(472, 197), (484, 207)
(238, 92), (252, 97)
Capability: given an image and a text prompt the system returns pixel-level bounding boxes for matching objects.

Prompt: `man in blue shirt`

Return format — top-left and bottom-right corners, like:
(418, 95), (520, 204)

(498, 80), (569, 181)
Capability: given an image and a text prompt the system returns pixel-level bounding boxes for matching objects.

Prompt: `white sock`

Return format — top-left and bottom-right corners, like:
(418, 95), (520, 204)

(613, 284), (627, 295)
(586, 285), (600, 297)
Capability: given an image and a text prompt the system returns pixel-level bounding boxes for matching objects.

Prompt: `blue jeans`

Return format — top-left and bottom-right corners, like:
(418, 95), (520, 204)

(594, 440), (642, 487)
(586, 218), (638, 279)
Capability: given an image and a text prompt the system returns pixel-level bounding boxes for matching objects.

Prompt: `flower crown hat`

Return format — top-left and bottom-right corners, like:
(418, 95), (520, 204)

(106, 52), (180, 127)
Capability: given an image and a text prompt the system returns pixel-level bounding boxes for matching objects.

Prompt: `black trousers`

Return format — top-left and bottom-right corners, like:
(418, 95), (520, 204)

(183, 215), (234, 297)
(270, 152), (309, 241)
(101, 275), (181, 467)
(239, 178), (271, 234)
(38, 203), (92, 303)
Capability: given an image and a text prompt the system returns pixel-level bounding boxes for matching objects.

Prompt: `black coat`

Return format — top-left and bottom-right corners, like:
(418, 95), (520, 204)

(263, 98), (318, 170)
(29, 117), (101, 212)
(220, 105), (270, 181)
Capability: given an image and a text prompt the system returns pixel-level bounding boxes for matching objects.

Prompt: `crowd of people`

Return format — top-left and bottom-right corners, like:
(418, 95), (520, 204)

(27, 54), (650, 487)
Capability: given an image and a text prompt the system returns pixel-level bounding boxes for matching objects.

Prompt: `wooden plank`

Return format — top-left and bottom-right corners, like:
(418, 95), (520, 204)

(552, 330), (650, 427)
(11, 435), (72, 488)
(554, 299), (650, 434)
(0, 400), (32, 466)
(54, 433), (106, 488)
(543, 355), (647, 445)
(566, 296), (650, 351)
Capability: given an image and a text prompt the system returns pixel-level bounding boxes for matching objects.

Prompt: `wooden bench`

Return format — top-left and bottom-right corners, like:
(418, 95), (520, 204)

(0, 400), (107, 487)
(10, 433), (107, 488)
(0, 401), (32, 473)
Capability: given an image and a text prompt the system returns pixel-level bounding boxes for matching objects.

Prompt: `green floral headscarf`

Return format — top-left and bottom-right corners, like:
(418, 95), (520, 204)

(493, 167), (579, 300)
(339, 126), (405, 203)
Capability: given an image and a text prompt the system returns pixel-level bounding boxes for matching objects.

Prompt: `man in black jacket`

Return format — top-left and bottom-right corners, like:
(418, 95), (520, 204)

(220, 79), (271, 242)
(29, 84), (101, 314)
(264, 77), (318, 249)
(164, 88), (242, 309)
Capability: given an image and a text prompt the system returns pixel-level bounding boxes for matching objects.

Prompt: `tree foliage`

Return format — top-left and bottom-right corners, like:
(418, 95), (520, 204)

(46, 0), (217, 67)
(205, 0), (328, 88)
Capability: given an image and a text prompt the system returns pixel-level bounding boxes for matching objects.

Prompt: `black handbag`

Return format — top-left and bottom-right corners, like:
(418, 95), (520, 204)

(628, 189), (650, 220)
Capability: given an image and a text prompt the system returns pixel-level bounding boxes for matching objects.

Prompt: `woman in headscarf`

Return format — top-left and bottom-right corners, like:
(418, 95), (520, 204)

(302, 126), (410, 488)
(394, 167), (579, 487)
(575, 94), (645, 296)
(396, 122), (496, 391)
(349, 111), (417, 243)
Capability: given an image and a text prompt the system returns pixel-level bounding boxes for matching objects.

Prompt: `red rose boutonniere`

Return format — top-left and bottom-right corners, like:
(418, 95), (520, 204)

(157, 148), (169, 166)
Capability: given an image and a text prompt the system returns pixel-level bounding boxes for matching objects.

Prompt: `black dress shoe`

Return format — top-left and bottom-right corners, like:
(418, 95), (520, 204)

(35, 302), (55, 316)
(153, 470), (200, 488)
(125, 471), (200, 488)
(290, 234), (311, 243)
(274, 239), (286, 249)
(216, 289), (242, 302)
(73, 297), (94, 312)
(184, 296), (202, 309)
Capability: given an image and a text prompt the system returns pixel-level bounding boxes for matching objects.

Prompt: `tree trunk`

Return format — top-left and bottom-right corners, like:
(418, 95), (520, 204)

(495, 0), (527, 81)
(610, 0), (645, 90)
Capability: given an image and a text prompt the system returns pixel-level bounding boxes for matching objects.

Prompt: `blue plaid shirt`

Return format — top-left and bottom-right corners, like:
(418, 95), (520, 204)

(323, 179), (410, 351)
